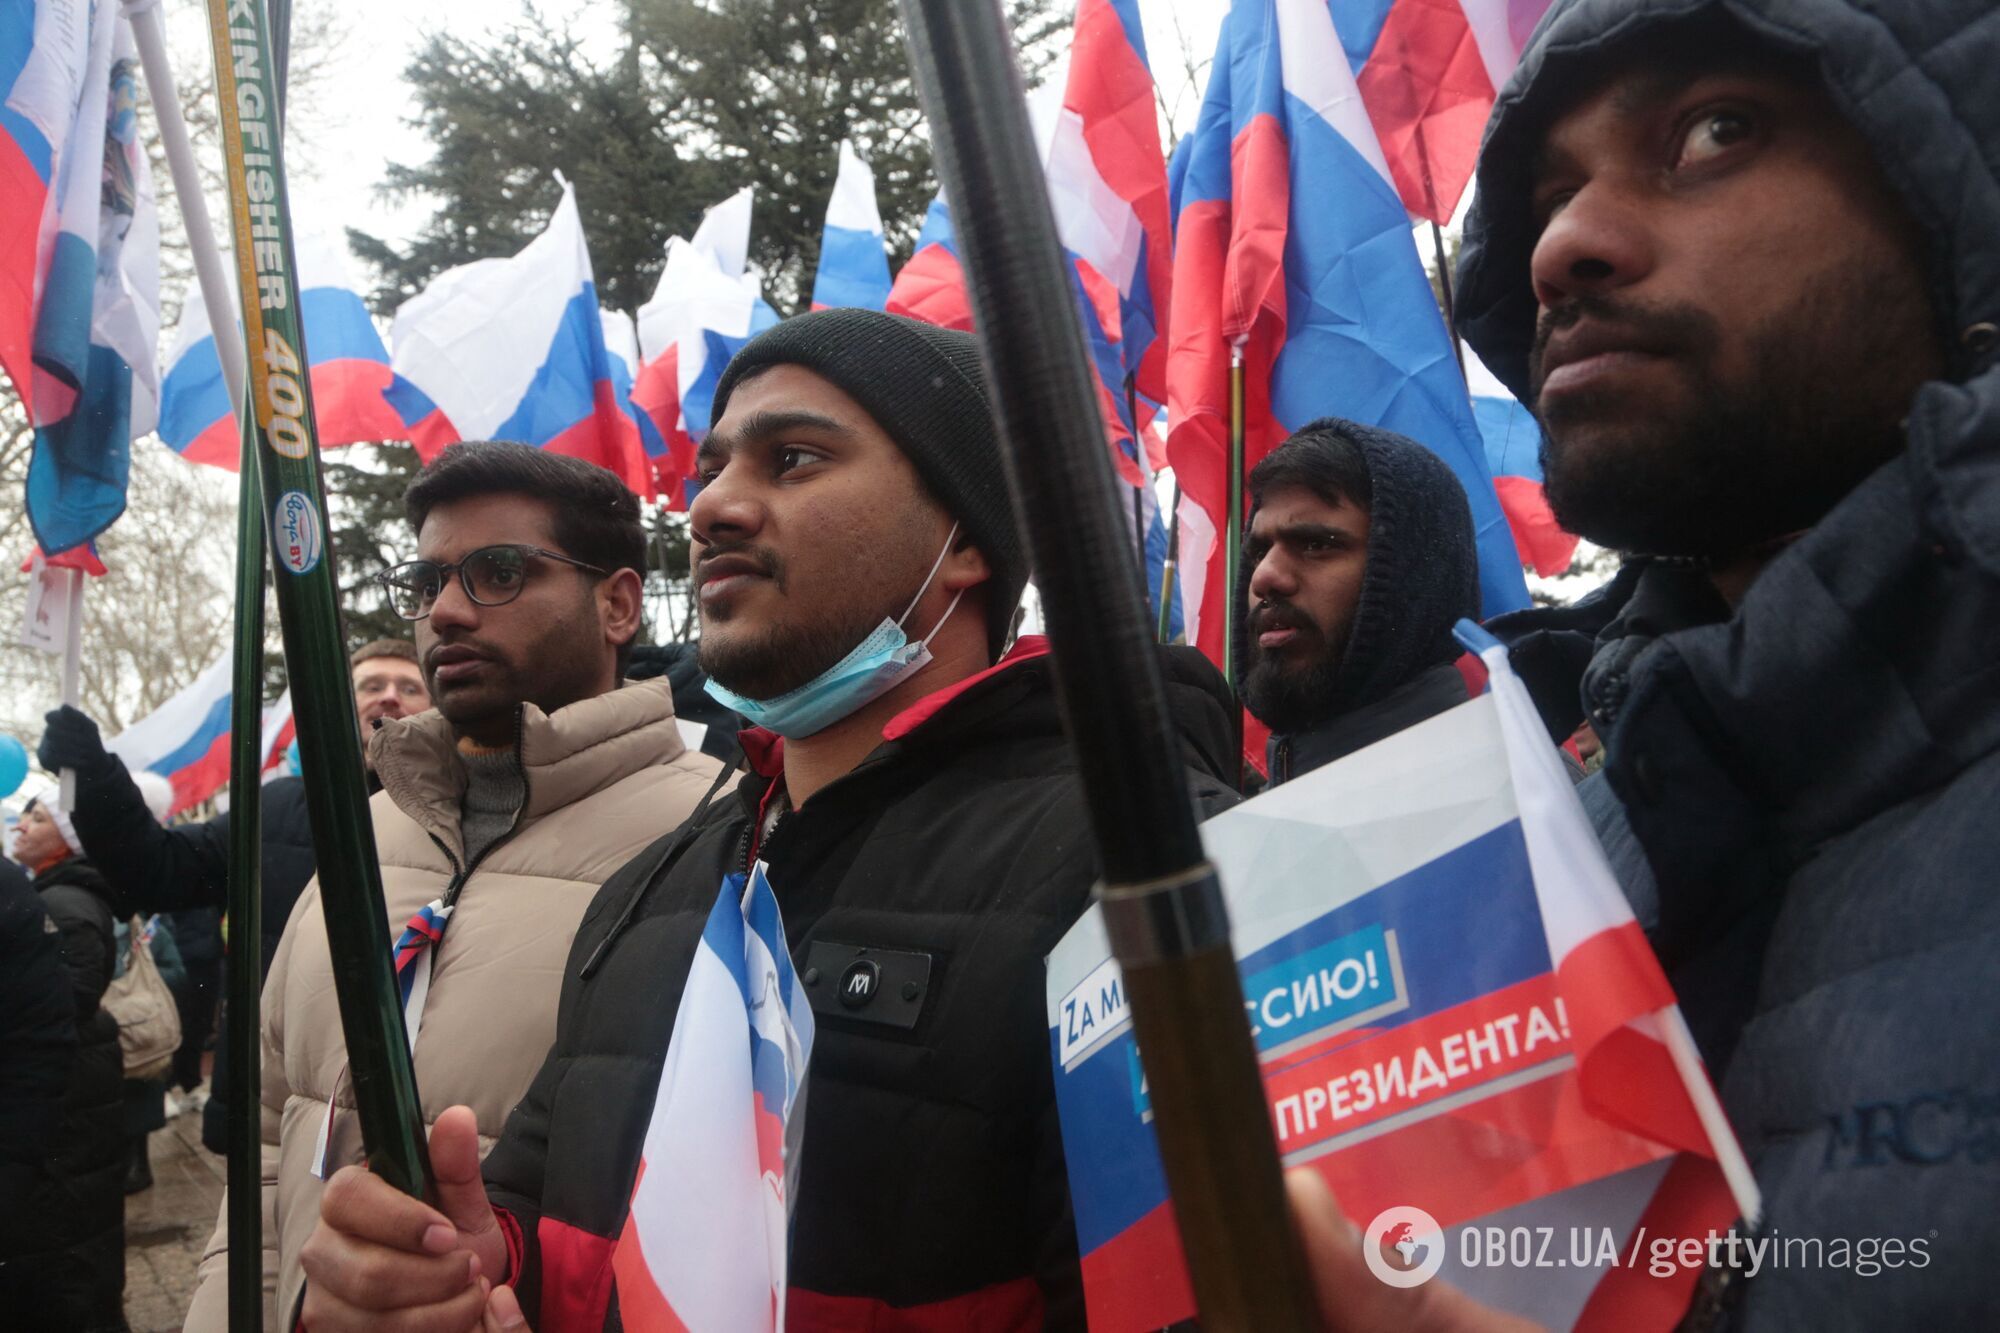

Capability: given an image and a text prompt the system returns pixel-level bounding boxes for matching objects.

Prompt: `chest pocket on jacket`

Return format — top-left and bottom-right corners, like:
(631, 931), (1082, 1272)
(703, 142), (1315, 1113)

(802, 940), (932, 1032)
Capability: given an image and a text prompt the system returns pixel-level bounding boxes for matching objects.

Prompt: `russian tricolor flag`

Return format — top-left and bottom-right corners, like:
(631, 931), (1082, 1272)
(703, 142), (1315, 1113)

(158, 228), (405, 468)
(385, 178), (654, 499)
(3, 0), (159, 556)
(102, 647), (294, 817)
(609, 863), (814, 1332)
(1048, 627), (1752, 1331)
(1165, 0), (1529, 676)
(1466, 344), (1577, 577)
(1046, 0), (1172, 404)
(809, 141), (891, 313)
(884, 193), (971, 333)
(1335, 0), (1553, 223)
(635, 188), (778, 505)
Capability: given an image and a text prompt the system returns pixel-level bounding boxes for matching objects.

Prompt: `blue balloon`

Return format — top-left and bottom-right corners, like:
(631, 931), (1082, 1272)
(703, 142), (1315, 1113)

(0, 735), (27, 800)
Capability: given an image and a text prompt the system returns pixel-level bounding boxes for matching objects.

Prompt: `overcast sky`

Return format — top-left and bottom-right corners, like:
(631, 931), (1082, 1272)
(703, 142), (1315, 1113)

(156, 0), (1227, 262)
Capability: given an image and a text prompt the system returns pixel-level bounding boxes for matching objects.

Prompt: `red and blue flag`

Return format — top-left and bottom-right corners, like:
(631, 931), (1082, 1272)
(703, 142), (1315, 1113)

(159, 228), (404, 467)
(1165, 0), (1530, 674)
(635, 188), (779, 506)
(101, 647), (293, 817)
(384, 179), (655, 499)
(1048, 629), (1751, 1331)
(1333, 0), (1554, 224)
(1467, 343), (1577, 576)
(885, 193), (970, 333)
(3, 0), (159, 556)
(610, 862), (814, 1331)
(809, 141), (891, 313)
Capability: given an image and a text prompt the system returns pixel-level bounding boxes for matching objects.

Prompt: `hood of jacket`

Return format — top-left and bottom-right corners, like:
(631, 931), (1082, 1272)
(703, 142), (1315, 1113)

(367, 677), (690, 858)
(1457, 0), (2000, 402)
(1456, 0), (2000, 876)
(1237, 418), (1480, 726)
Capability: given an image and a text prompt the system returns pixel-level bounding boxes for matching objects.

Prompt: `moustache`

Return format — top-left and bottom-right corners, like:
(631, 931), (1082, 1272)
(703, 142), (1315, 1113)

(1248, 600), (1315, 638)
(1528, 294), (1721, 397)
(423, 637), (501, 672)
(694, 541), (785, 582)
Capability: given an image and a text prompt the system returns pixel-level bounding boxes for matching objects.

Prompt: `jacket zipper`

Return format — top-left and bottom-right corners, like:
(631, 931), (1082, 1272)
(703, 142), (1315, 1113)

(416, 705), (532, 932)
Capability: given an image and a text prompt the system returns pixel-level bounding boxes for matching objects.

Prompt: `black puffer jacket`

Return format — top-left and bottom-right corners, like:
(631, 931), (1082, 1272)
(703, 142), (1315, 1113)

(482, 642), (1240, 1330)
(6, 857), (127, 1329)
(71, 764), (321, 1154)
(71, 763), (316, 969)
(0, 861), (74, 1255)
(1460, 0), (2000, 1324)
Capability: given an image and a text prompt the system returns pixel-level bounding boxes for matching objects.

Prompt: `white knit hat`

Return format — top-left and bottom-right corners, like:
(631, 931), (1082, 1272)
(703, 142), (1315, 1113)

(132, 771), (177, 824)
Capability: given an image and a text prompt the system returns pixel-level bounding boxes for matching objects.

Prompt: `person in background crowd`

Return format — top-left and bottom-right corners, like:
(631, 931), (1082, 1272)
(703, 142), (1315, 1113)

(39, 638), (434, 1156)
(1239, 419), (1480, 784)
(118, 908), (185, 1195)
(1294, 0), (2000, 1325)
(0, 855), (84, 1319)
(293, 309), (1240, 1332)
(122, 769), (221, 1123)
(181, 442), (727, 1329)
(6, 798), (129, 1331)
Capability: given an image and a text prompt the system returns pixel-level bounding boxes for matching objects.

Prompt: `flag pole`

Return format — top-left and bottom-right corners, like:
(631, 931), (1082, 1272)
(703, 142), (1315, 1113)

(1223, 336), (1246, 688)
(1407, 112), (1467, 383)
(223, 409), (265, 1333)
(897, 1), (1319, 1325)
(129, 8), (265, 1315)
(56, 570), (84, 809)
(201, 0), (433, 1201)
(1124, 373), (1146, 586)
(124, 0), (247, 406)
(1156, 482), (1181, 644)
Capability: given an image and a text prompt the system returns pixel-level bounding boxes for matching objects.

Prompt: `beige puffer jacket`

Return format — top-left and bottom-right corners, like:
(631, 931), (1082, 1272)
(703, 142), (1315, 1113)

(183, 679), (728, 1329)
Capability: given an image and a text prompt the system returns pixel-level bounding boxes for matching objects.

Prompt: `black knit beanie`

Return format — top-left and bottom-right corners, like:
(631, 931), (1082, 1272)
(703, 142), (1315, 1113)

(711, 309), (1028, 656)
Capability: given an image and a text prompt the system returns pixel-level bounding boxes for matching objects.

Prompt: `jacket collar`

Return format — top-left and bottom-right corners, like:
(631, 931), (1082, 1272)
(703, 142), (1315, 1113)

(1604, 375), (2000, 891)
(368, 678), (688, 858)
(1267, 662), (1470, 783)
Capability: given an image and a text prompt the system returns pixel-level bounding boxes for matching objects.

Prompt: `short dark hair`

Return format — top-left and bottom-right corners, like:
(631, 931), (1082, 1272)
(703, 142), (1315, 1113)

(404, 442), (647, 673)
(350, 638), (418, 668)
(1249, 422), (1374, 516)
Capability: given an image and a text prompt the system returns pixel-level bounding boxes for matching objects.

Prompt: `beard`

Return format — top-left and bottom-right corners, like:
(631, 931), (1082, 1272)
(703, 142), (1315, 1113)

(1240, 601), (1346, 734)
(699, 592), (893, 700)
(1530, 259), (1930, 559)
(697, 525), (937, 701)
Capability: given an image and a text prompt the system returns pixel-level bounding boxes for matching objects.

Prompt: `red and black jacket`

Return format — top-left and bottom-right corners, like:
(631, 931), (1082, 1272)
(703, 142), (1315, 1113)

(480, 641), (1240, 1330)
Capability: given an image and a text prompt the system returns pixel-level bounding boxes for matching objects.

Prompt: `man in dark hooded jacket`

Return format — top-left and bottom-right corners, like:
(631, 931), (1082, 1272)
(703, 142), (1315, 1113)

(1289, 1), (2000, 1328)
(1238, 418), (1478, 783)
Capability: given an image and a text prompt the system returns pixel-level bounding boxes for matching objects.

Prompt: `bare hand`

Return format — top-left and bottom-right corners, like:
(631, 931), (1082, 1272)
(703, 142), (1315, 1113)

(1288, 1170), (1544, 1333)
(299, 1106), (510, 1331)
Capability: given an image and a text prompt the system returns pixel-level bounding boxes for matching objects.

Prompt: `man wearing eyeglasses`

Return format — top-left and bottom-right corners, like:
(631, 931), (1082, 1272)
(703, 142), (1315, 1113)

(180, 441), (727, 1331)
(291, 310), (1245, 1332)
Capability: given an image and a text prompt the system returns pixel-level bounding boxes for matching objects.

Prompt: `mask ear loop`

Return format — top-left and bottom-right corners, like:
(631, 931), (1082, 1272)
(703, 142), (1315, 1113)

(897, 521), (962, 632)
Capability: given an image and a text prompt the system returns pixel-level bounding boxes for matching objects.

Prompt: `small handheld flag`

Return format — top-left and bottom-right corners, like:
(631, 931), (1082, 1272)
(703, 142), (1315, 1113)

(610, 863), (814, 1332)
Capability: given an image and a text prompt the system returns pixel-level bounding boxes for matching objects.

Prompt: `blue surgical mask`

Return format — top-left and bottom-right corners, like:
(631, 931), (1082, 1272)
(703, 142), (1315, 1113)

(705, 524), (965, 739)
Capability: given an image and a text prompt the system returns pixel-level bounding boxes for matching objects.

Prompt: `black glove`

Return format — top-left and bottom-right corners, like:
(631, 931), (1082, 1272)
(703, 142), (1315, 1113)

(38, 704), (112, 777)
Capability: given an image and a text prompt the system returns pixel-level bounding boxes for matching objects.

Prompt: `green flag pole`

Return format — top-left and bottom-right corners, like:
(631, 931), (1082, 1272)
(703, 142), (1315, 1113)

(1156, 482), (1181, 645)
(224, 410), (265, 1333)
(202, 0), (432, 1201)
(1223, 338), (1246, 690)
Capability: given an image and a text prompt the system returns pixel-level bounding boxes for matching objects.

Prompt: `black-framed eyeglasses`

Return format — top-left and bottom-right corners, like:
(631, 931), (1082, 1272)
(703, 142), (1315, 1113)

(375, 544), (606, 621)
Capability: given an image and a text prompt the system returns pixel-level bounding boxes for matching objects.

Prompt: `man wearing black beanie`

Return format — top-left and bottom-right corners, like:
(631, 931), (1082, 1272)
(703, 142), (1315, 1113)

(1239, 417), (1480, 784)
(295, 309), (1242, 1331)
